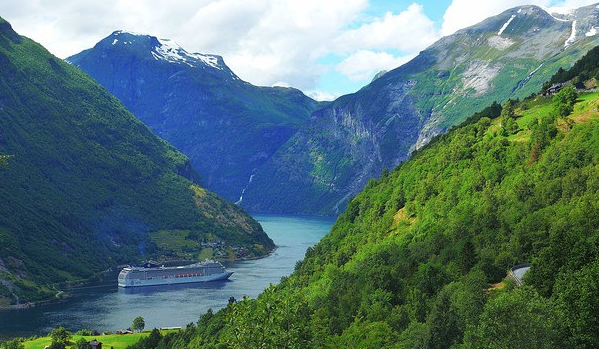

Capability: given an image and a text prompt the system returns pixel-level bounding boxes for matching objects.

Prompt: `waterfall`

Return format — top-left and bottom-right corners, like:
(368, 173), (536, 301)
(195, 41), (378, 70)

(235, 174), (255, 205)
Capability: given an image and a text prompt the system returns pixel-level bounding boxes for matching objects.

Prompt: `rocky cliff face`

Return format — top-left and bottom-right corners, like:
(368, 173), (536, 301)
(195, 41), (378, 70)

(68, 32), (324, 202)
(241, 4), (599, 215)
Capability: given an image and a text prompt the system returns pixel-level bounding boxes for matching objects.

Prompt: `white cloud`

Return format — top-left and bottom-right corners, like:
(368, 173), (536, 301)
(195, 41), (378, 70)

(336, 50), (415, 81)
(441, 0), (599, 36)
(0, 0), (440, 93)
(335, 3), (439, 52)
(0, 0), (373, 91)
(2, 0), (599, 95)
(272, 81), (291, 88)
(442, 0), (548, 36)
(306, 90), (342, 101)
(202, 0), (368, 89)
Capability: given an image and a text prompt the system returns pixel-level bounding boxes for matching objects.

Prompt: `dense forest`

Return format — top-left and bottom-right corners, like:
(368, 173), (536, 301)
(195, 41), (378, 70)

(548, 45), (599, 88)
(121, 49), (599, 348)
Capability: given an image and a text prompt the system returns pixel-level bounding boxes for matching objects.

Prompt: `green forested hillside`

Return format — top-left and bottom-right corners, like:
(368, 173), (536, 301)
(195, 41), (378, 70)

(549, 45), (599, 87)
(0, 18), (273, 306)
(133, 86), (599, 346)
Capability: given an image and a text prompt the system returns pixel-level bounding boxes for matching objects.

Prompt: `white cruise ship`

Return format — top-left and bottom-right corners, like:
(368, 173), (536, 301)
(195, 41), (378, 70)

(118, 260), (233, 287)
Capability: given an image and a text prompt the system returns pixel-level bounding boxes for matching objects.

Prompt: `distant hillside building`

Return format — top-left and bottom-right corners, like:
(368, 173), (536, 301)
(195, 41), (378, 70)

(88, 339), (102, 349)
(508, 264), (531, 286)
(542, 82), (572, 96)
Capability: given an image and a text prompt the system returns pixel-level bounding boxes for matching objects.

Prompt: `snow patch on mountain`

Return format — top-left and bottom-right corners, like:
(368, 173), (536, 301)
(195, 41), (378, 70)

(115, 30), (147, 36)
(546, 6), (574, 16)
(111, 31), (223, 70)
(586, 26), (599, 37)
(190, 53), (221, 69)
(542, 6), (574, 22)
(565, 20), (577, 47)
(498, 14), (516, 36)
(152, 38), (222, 70)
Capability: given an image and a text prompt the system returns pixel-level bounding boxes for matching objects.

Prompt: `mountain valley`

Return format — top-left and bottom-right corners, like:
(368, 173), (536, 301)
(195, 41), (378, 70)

(0, 18), (273, 306)
(2, 3), (599, 348)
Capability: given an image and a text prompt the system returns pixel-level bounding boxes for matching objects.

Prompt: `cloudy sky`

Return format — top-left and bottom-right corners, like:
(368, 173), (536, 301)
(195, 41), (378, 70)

(0, 0), (597, 100)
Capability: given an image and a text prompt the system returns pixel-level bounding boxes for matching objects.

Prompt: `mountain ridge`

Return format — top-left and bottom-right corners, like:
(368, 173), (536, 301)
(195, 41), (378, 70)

(240, 3), (599, 215)
(67, 33), (325, 203)
(70, 30), (234, 76)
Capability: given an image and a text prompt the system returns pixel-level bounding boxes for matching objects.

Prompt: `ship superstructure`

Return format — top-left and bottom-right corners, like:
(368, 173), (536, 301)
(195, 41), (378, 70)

(118, 260), (233, 287)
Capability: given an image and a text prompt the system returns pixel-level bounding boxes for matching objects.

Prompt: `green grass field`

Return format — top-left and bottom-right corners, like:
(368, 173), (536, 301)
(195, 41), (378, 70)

(494, 91), (599, 143)
(22, 330), (179, 349)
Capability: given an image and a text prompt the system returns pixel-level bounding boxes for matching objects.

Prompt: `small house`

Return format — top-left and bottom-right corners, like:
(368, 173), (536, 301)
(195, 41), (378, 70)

(508, 264), (531, 286)
(542, 82), (572, 96)
(88, 339), (102, 349)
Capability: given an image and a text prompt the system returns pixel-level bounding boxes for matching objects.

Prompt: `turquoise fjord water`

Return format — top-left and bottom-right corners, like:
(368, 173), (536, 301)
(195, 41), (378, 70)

(0, 214), (334, 338)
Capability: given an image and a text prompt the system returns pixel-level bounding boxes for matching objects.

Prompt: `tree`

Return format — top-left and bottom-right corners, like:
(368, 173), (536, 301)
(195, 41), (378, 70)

(74, 338), (89, 349)
(462, 287), (563, 348)
(425, 287), (460, 349)
(132, 316), (145, 333)
(145, 328), (162, 349)
(505, 117), (519, 135)
(0, 155), (10, 167)
(49, 327), (72, 349)
(554, 259), (599, 347)
(500, 99), (515, 121)
(48, 342), (65, 349)
(459, 241), (476, 274)
(74, 329), (93, 336)
(335, 319), (396, 348)
(128, 328), (162, 349)
(2, 339), (24, 349)
(552, 86), (578, 117)
(499, 100), (521, 135)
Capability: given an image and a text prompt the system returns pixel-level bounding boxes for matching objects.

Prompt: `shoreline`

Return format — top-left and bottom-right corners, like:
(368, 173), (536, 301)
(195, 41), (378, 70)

(0, 247), (277, 311)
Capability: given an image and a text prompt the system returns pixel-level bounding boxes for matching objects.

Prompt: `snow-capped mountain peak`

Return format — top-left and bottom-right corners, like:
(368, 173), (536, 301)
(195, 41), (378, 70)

(152, 37), (222, 70)
(107, 30), (225, 70)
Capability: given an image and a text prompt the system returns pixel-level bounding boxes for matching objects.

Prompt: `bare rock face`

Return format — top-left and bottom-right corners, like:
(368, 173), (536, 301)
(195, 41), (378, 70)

(241, 4), (599, 215)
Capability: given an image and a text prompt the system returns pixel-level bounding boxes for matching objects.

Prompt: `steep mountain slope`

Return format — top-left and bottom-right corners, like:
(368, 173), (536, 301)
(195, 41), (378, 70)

(136, 66), (599, 348)
(242, 4), (599, 215)
(67, 32), (323, 203)
(0, 18), (273, 306)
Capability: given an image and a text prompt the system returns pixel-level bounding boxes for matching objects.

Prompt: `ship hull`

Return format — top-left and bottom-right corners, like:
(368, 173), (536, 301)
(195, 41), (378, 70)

(118, 271), (233, 288)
